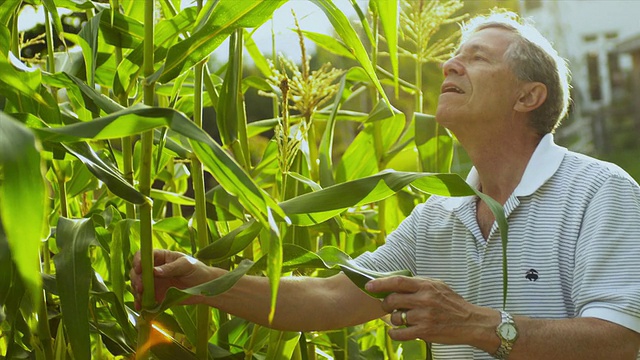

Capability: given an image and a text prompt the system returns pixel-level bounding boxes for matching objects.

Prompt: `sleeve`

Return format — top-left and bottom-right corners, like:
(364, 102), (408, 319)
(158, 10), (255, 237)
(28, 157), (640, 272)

(350, 203), (425, 276)
(572, 174), (640, 333)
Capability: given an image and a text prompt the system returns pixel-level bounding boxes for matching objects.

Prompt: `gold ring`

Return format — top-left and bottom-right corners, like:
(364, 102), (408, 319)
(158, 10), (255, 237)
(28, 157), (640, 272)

(401, 310), (408, 326)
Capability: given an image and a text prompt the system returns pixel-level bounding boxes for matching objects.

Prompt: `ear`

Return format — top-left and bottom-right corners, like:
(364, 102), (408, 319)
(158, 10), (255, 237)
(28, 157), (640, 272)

(514, 82), (547, 113)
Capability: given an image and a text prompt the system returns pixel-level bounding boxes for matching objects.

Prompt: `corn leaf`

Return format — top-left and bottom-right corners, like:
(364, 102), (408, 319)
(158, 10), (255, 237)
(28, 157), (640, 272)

(53, 217), (98, 360)
(147, 259), (255, 315)
(243, 28), (272, 77)
(42, 0), (65, 44)
(196, 220), (262, 262)
(99, 9), (144, 49)
(300, 30), (355, 60)
(266, 330), (300, 360)
(318, 74), (347, 188)
(77, 10), (104, 87)
(371, 0), (399, 96)
(0, 222), (13, 321)
(252, 244), (412, 298)
(280, 170), (475, 226)
(217, 30), (249, 166)
(335, 125), (378, 182)
(150, 189), (195, 206)
(415, 112), (453, 173)
(0, 24), (10, 55)
(62, 142), (148, 205)
(310, 0), (388, 104)
(159, 0), (287, 83)
(34, 105), (287, 233)
(0, 53), (46, 105)
(0, 113), (46, 309)
(0, 2), (20, 29)
(114, 6), (197, 96)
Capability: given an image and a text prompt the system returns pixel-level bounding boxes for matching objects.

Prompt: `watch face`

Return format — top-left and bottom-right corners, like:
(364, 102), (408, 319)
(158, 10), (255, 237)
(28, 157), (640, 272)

(499, 324), (517, 341)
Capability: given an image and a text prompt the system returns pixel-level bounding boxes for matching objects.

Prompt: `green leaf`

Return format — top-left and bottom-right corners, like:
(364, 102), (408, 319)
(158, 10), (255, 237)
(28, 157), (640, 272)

(0, 24), (10, 55)
(62, 142), (148, 205)
(300, 30), (355, 60)
(0, 221), (13, 320)
(266, 330), (301, 360)
(147, 259), (255, 314)
(280, 170), (475, 226)
(266, 225), (283, 323)
(113, 6), (197, 96)
(196, 220), (262, 262)
(252, 244), (411, 298)
(99, 9), (144, 49)
(414, 112), (453, 173)
(371, 0), (399, 96)
(244, 28), (272, 77)
(154, 217), (190, 245)
(0, 53), (46, 105)
(475, 190), (510, 308)
(78, 10), (104, 87)
(111, 219), (136, 307)
(42, 0), (66, 45)
(336, 125), (378, 182)
(205, 185), (245, 220)
(0, 1), (20, 29)
(310, 0), (388, 104)
(217, 30), (249, 167)
(34, 105), (287, 238)
(0, 113), (46, 308)
(150, 189), (195, 206)
(318, 75), (347, 188)
(1, 267), (26, 358)
(159, 0), (287, 83)
(54, 217), (98, 360)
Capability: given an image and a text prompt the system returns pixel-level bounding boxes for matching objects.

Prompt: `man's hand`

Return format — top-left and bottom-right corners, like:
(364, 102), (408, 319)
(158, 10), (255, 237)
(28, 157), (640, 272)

(129, 249), (221, 310)
(365, 276), (498, 352)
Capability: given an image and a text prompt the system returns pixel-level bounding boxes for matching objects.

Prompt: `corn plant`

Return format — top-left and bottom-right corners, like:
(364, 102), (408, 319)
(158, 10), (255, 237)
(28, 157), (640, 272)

(0, 0), (509, 359)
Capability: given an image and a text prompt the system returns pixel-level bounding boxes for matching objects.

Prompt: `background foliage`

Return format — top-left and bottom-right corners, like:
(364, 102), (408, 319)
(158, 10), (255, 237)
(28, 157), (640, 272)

(0, 0), (516, 359)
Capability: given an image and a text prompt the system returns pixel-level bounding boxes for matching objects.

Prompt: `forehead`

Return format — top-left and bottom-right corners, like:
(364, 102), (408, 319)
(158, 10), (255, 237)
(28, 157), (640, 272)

(456, 27), (517, 56)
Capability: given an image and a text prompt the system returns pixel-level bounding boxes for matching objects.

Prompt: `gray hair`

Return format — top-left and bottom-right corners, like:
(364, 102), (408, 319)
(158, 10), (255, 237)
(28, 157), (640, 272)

(459, 11), (571, 135)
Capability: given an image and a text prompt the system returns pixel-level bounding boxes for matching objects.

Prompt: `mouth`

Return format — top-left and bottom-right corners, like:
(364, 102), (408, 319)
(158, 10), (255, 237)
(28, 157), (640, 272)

(440, 84), (465, 94)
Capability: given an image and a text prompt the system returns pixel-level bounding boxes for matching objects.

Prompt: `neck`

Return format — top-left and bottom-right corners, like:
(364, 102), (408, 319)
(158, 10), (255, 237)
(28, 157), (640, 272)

(463, 131), (542, 204)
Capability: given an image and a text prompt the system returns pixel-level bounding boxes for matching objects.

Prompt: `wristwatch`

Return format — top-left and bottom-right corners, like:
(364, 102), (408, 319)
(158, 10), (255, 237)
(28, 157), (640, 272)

(493, 310), (518, 359)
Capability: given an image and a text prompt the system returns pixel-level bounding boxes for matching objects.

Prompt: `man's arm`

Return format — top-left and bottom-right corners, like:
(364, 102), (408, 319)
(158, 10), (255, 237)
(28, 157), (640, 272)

(130, 249), (385, 331)
(506, 316), (640, 360)
(203, 270), (385, 331)
(367, 276), (640, 360)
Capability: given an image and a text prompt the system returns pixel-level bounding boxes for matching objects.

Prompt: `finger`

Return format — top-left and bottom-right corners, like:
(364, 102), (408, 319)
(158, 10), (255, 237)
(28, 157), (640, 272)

(130, 274), (142, 298)
(390, 309), (410, 327)
(132, 251), (142, 274)
(365, 275), (418, 295)
(381, 292), (421, 314)
(154, 255), (199, 277)
(387, 326), (419, 342)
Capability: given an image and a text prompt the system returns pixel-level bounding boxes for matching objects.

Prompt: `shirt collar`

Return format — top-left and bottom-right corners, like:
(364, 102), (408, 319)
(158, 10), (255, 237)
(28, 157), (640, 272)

(442, 133), (567, 210)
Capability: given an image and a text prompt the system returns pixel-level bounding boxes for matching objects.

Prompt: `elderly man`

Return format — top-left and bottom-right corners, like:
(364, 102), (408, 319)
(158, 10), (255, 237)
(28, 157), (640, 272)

(131, 11), (640, 359)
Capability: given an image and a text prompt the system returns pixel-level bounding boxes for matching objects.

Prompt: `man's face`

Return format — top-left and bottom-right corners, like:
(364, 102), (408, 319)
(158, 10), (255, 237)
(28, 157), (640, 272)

(435, 27), (523, 136)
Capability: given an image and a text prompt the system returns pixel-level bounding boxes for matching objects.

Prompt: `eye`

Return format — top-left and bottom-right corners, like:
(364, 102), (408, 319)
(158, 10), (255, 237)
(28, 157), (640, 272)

(473, 55), (487, 61)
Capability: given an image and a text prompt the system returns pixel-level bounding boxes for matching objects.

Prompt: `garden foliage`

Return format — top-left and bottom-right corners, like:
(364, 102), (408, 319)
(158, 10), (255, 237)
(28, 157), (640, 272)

(0, 0), (508, 359)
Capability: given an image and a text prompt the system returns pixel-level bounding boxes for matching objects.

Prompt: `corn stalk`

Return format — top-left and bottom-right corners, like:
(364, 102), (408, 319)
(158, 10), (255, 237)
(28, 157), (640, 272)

(136, 0), (157, 357)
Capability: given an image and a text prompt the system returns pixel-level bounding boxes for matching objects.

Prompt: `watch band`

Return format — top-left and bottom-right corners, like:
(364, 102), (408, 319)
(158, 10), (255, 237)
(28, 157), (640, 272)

(493, 310), (518, 360)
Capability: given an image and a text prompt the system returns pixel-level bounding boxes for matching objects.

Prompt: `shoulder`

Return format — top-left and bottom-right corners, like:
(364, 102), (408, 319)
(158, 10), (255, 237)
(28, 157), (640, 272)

(556, 150), (639, 190)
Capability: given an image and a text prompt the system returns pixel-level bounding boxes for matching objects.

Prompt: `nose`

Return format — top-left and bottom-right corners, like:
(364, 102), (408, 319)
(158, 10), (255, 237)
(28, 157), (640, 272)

(442, 56), (464, 76)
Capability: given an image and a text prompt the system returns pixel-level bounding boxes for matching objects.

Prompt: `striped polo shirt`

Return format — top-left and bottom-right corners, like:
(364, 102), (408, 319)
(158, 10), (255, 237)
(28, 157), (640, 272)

(353, 134), (640, 359)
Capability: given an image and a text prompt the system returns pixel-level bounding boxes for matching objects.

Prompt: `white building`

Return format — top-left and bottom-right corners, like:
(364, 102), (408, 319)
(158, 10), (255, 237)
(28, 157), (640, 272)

(520, 0), (640, 153)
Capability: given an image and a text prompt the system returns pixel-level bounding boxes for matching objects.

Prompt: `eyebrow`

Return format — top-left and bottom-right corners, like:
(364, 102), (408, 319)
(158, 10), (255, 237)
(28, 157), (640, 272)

(454, 43), (490, 56)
